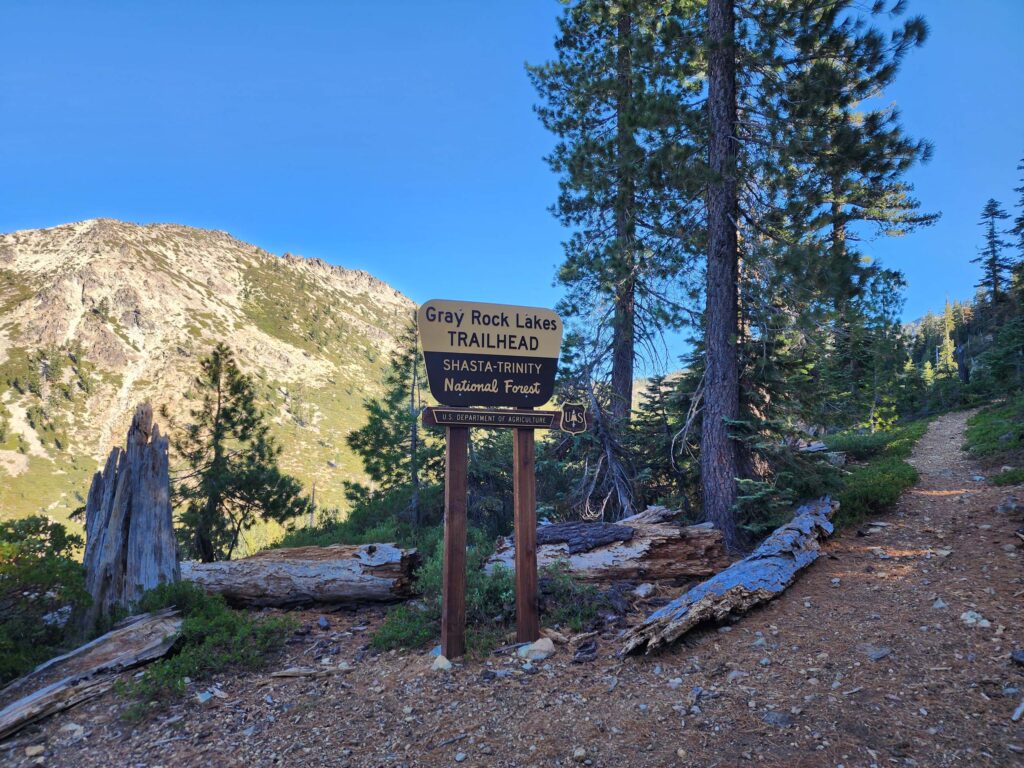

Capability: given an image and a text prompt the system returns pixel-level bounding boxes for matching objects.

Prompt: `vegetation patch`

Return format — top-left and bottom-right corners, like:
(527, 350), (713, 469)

(119, 582), (294, 719)
(964, 396), (1024, 459)
(827, 420), (929, 527)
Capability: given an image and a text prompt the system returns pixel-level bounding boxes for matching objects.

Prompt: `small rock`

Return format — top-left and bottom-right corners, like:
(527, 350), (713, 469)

(972, 475), (986, 482)
(960, 610), (991, 628)
(430, 644), (442, 657)
(727, 670), (748, 682)
(762, 711), (793, 727)
(431, 655), (453, 672)
(455, 752), (467, 763)
(1011, 650), (1024, 666)
(667, 677), (683, 690)
(830, 578), (841, 587)
(517, 637), (555, 661)
(759, 657), (771, 667)
(932, 598), (947, 610)
(540, 627), (569, 645)
(196, 691), (213, 704)
(25, 745), (45, 757)
(573, 747), (587, 762)
(242, 726), (257, 737)
(317, 616), (330, 630)
(632, 582), (656, 599)
(857, 644), (892, 662)
(676, 748), (687, 759)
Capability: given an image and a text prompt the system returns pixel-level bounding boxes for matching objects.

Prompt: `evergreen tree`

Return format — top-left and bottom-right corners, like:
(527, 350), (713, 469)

(529, 0), (702, 426)
(176, 344), (309, 562)
(345, 323), (443, 526)
(973, 198), (1012, 304)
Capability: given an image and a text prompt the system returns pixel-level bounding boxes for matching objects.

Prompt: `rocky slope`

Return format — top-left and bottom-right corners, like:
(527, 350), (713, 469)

(0, 219), (414, 539)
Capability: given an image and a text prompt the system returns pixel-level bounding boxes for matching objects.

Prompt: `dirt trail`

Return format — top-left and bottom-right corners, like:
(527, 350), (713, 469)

(5, 411), (1024, 767)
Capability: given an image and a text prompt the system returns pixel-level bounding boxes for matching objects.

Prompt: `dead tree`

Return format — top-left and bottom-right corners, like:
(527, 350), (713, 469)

(81, 403), (179, 628)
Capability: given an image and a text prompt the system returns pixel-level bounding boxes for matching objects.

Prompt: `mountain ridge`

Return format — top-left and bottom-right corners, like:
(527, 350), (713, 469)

(0, 218), (414, 544)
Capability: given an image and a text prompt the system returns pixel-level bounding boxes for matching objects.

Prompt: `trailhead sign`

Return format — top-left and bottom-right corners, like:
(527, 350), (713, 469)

(417, 299), (563, 408)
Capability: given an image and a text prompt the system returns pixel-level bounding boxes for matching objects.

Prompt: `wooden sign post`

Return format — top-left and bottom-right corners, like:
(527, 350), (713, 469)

(418, 299), (587, 658)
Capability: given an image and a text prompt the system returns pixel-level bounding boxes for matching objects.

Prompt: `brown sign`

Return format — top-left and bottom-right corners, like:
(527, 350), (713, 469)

(417, 299), (563, 408)
(423, 406), (591, 432)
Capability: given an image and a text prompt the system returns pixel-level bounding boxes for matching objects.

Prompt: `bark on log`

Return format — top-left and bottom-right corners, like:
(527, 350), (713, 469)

(180, 543), (420, 606)
(485, 507), (729, 584)
(82, 403), (178, 628)
(0, 610), (182, 741)
(622, 497), (838, 654)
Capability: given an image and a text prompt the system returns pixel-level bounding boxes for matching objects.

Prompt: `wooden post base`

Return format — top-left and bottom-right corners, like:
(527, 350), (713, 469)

(513, 426), (539, 642)
(441, 426), (468, 659)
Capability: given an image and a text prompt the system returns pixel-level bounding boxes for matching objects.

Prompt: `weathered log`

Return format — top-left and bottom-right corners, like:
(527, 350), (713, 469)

(0, 610), (182, 740)
(622, 497), (838, 654)
(180, 542), (420, 606)
(82, 403), (178, 628)
(485, 507), (729, 584)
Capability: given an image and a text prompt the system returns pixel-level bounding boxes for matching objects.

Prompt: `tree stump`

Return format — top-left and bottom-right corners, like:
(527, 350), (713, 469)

(81, 403), (178, 628)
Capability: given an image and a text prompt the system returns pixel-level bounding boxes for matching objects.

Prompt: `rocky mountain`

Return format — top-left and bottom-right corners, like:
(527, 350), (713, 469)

(0, 219), (414, 541)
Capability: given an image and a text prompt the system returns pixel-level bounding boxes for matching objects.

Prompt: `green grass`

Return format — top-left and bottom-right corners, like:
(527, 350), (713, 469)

(965, 396), (1024, 458)
(827, 420), (929, 527)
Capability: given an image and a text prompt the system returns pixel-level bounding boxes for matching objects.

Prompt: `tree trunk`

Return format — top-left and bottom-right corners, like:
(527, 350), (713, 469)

(623, 497), (837, 654)
(610, 9), (637, 426)
(81, 403), (179, 630)
(701, 0), (741, 549)
(485, 507), (729, 584)
(0, 610), (182, 740)
(180, 543), (420, 607)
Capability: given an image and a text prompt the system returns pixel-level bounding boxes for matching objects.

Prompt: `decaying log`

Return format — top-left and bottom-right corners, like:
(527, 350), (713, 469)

(82, 403), (178, 628)
(485, 507), (729, 584)
(181, 542), (420, 606)
(0, 610), (182, 740)
(622, 497), (838, 654)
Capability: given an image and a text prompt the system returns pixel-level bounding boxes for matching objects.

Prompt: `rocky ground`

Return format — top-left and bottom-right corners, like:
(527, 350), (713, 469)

(3, 410), (1023, 767)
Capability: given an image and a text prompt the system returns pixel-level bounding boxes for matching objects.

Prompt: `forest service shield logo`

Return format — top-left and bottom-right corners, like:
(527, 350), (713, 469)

(559, 403), (587, 434)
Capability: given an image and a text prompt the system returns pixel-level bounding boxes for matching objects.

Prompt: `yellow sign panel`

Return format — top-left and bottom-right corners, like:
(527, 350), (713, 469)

(417, 299), (563, 408)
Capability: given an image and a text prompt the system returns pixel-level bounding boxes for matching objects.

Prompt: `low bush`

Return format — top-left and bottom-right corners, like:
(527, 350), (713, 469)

(831, 420), (928, 527)
(0, 516), (88, 685)
(992, 467), (1024, 486)
(120, 582), (293, 718)
(965, 397), (1024, 459)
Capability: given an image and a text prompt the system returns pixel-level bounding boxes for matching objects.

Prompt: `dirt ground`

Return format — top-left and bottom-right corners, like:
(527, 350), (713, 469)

(4, 410), (1023, 768)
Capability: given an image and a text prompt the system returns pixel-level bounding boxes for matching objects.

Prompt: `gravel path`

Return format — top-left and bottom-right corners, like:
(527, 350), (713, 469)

(5, 410), (1023, 767)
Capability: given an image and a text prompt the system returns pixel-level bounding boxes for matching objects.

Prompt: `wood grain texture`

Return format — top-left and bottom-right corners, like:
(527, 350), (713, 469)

(441, 426), (468, 658)
(486, 506), (728, 585)
(622, 497), (838, 654)
(180, 543), (419, 606)
(513, 427), (539, 643)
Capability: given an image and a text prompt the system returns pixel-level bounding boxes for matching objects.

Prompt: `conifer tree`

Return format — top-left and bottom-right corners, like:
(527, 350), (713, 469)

(973, 198), (1012, 304)
(345, 323), (442, 526)
(176, 344), (309, 562)
(529, 0), (702, 426)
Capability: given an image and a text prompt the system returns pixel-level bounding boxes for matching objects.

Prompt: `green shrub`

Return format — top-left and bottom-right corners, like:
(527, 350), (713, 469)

(0, 516), (89, 684)
(825, 431), (899, 460)
(965, 397), (1024, 458)
(539, 560), (603, 633)
(830, 420), (928, 527)
(120, 582), (293, 718)
(992, 468), (1024, 486)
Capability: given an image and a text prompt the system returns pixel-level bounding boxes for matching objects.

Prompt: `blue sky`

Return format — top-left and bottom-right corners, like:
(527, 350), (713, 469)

(2, 0), (1022, 369)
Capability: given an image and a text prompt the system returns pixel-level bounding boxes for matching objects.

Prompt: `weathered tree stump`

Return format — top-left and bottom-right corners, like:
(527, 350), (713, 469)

(81, 403), (178, 628)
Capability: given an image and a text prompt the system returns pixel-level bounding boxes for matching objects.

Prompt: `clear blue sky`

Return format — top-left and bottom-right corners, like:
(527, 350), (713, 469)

(2, 1), (1022, 367)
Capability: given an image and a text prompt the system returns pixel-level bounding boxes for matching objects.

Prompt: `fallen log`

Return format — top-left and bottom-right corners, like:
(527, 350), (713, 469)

(622, 497), (838, 654)
(485, 507), (729, 584)
(180, 542), (420, 606)
(0, 610), (182, 741)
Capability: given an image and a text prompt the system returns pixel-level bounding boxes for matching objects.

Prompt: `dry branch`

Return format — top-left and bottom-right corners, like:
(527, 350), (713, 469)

(485, 507), (729, 584)
(180, 543), (420, 606)
(0, 610), (182, 741)
(622, 497), (838, 654)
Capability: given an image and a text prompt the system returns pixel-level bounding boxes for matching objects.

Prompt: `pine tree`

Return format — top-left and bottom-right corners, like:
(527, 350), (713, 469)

(345, 323), (442, 526)
(973, 198), (1012, 304)
(529, 0), (701, 426)
(176, 344), (309, 562)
